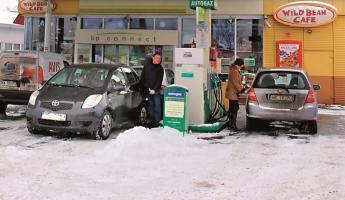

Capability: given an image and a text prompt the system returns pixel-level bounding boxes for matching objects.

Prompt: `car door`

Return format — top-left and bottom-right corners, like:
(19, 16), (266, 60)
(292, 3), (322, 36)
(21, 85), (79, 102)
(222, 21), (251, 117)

(122, 67), (144, 120)
(107, 68), (131, 123)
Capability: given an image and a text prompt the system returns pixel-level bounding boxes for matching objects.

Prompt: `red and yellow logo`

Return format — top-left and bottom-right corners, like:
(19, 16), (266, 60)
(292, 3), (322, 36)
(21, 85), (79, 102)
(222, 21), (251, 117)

(274, 1), (338, 27)
(19, 0), (57, 14)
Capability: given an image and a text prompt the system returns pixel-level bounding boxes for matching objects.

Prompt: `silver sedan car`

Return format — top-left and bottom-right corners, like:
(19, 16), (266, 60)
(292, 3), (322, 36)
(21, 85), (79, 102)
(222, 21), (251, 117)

(246, 68), (320, 134)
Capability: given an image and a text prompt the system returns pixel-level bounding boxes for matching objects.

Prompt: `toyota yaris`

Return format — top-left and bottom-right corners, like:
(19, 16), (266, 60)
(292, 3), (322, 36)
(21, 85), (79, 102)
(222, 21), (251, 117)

(26, 64), (148, 139)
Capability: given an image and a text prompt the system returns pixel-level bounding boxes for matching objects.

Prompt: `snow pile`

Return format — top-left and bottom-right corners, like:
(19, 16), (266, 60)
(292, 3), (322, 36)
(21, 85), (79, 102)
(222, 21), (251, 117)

(96, 126), (212, 163)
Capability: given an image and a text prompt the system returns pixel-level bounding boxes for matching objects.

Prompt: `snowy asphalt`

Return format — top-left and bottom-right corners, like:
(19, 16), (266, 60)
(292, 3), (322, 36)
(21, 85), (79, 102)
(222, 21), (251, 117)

(0, 105), (345, 200)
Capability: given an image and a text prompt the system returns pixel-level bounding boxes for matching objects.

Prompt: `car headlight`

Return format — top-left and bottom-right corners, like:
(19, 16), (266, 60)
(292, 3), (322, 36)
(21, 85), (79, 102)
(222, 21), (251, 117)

(82, 94), (103, 109)
(28, 90), (39, 105)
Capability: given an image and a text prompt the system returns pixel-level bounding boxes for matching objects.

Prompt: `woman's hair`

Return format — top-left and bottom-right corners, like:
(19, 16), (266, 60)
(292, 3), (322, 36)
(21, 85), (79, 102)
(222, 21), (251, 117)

(152, 52), (161, 57)
(234, 58), (244, 66)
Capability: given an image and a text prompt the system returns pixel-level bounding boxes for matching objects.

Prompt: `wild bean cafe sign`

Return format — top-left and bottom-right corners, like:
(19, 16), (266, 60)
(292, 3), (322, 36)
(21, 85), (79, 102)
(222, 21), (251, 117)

(274, 1), (338, 27)
(19, 0), (57, 14)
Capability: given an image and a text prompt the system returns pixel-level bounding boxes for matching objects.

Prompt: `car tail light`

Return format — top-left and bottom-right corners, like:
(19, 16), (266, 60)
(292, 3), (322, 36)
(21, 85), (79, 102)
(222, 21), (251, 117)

(305, 89), (316, 103)
(248, 87), (257, 102)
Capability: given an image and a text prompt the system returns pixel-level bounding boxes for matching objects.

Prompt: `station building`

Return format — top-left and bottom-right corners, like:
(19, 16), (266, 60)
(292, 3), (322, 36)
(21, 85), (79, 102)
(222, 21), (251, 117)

(18, 0), (345, 104)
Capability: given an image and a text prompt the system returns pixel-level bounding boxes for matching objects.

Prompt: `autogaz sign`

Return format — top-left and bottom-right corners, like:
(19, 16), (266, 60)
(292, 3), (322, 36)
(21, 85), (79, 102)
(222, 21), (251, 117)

(189, 0), (217, 10)
(274, 1), (338, 27)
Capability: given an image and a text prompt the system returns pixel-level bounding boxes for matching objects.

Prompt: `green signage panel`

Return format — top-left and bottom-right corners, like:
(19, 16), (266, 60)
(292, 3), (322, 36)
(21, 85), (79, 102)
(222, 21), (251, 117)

(189, 0), (217, 10)
(244, 58), (256, 67)
(163, 85), (188, 133)
(181, 72), (194, 78)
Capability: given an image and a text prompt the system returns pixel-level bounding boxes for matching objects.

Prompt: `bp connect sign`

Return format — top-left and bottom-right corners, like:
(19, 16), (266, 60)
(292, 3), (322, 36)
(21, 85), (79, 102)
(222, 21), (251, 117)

(274, 1), (338, 27)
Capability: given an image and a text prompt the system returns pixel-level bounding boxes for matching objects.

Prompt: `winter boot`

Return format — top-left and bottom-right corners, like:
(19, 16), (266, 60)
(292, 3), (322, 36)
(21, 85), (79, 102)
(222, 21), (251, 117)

(227, 112), (233, 130)
(231, 112), (239, 131)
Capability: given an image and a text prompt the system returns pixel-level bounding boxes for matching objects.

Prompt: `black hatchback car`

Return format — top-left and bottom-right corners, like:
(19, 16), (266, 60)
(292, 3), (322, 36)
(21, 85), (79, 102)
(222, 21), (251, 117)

(26, 64), (148, 139)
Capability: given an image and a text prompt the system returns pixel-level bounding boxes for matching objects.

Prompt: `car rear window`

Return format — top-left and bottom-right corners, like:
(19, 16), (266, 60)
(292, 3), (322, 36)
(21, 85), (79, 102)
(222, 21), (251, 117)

(253, 71), (310, 90)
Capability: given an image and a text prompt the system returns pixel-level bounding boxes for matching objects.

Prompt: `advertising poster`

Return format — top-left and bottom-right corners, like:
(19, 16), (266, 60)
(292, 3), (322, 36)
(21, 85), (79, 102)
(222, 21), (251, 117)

(276, 40), (302, 68)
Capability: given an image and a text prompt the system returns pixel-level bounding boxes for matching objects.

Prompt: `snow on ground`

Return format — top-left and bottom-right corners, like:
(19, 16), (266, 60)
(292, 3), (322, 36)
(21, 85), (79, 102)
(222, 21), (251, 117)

(0, 106), (345, 199)
(318, 106), (345, 116)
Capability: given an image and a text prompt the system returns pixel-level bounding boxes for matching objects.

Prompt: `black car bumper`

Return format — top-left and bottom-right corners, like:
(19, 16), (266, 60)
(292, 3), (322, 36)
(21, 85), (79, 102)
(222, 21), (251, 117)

(26, 101), (105, 134)
(0, 89), (32, 104)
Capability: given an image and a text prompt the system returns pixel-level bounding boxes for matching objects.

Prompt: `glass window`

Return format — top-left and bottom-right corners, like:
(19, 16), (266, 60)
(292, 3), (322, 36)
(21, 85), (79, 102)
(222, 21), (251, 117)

(104, 45), (129, 65)
(129, 45), (154, 66)
(24, 16), (55, 51)
(24, 17), (32, 50)
(81, 18), (103, 29)
(155, 18), (178, 30)
(130, 18), (153, 29)
(123, 67), (137, 84)
(31, 18), (45, 51)
(104, 45), (116, 64)
(118, 45), (129, 65)
(56, 17), (76, 62)
(105, 18), (127, 29)
(236, 19), (263, 72)
(254, 71), (309, 90)
(13, 44), (21, 50)
(110, 68), (127, 86)
(5, 43), (12, 50)
(182, 18), (196, 47)
(212, 19), (235, 59)
(93, 44), (103, 63)
(48, 67), (109, 88)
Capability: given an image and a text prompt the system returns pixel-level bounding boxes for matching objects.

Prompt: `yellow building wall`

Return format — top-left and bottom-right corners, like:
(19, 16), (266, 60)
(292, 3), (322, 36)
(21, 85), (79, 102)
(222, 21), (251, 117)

(53, 0), (79, 14)
(263, 0), (345, 104)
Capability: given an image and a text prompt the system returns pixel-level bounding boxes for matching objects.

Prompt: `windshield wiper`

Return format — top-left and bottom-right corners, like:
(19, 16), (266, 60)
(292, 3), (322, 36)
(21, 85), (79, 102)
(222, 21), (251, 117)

(46, 83), (64, 87)
(47, 83), (96, 90)
(69, 84), (96, 90)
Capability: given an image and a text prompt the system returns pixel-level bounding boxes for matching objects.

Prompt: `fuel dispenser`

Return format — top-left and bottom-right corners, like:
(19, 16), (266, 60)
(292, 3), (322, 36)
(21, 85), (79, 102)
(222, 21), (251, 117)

(166, 2), (228, 133)
(174, 48), (206, 125)
(172, 48), (227, 132)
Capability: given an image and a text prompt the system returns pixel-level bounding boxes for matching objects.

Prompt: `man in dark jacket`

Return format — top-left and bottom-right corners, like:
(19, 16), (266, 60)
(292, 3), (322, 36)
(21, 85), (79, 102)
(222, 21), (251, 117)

(140, 53), (164, 128)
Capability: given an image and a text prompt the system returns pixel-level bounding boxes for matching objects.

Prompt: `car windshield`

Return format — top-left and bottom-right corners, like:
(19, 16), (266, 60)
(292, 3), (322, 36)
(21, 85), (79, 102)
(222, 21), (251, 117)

(253, 71), (310, 90)
(47, 67), (110, 89)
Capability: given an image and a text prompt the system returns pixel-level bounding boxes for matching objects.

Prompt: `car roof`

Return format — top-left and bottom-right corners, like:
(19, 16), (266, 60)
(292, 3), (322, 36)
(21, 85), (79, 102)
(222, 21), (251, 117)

(68, 63), (125, 70)
(258, 67), (306, 73)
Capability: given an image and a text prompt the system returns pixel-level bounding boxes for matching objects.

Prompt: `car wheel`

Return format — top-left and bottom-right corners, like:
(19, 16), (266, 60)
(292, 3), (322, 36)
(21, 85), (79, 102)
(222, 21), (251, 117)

(246, 117), (256, 131)
(94, 111), (112, 140)
(0, 101), (7, 117)
(28, 128), (42, 135)
(246, 117), (269, 131)
(139, 105), (148, 127)
(306, 120), (318, 134)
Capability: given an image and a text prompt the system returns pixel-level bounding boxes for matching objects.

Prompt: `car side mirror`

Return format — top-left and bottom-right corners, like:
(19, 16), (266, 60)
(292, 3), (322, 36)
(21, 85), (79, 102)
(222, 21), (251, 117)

(313, 84), (320, 91)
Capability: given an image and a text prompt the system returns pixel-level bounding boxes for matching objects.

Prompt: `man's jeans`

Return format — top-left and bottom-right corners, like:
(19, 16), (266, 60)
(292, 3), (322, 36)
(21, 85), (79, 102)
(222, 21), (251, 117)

(148, 94), (162, 124)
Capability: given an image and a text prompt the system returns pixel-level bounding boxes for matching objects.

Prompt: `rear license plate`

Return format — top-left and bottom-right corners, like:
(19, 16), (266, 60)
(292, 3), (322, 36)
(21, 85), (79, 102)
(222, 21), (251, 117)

(270, 94), (294, 102)
(42, 112), (66, 121)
